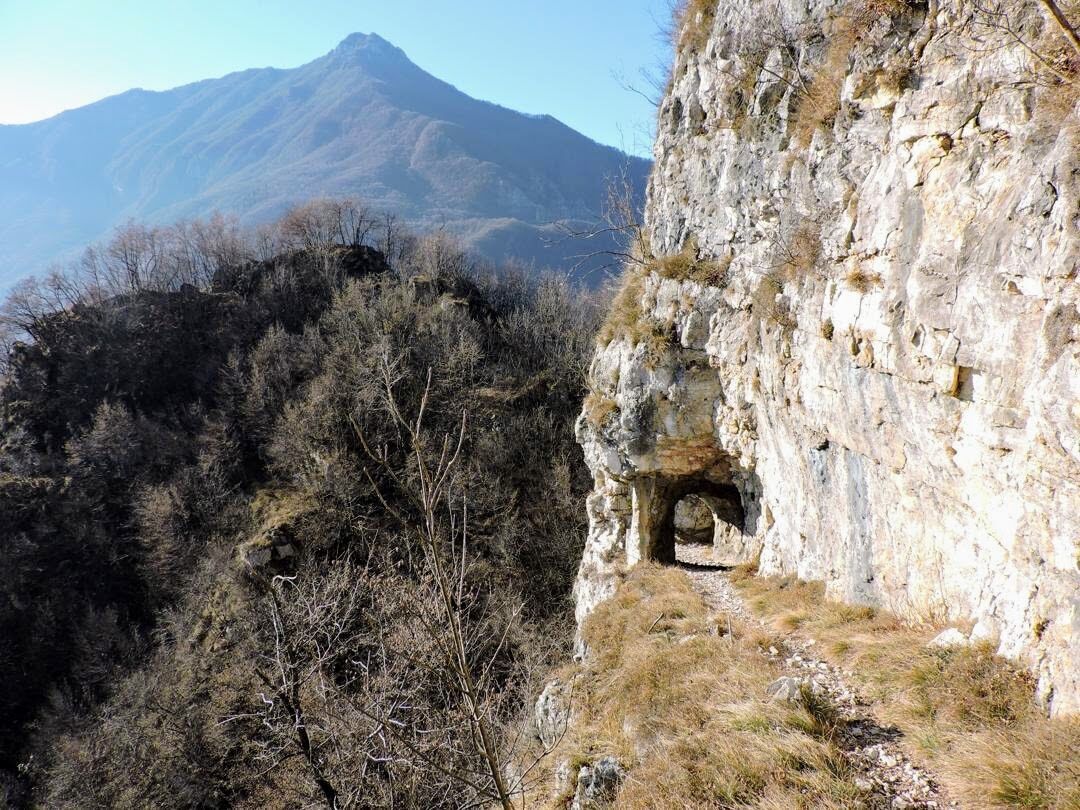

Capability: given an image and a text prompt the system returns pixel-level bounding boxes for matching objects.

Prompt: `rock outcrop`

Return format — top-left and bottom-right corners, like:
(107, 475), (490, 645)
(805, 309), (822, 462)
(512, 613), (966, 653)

(575, 0), (1079, 714)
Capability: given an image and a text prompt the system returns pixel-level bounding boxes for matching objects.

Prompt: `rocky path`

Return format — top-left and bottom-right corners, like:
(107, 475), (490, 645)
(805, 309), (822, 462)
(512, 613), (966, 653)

(674, 544), (957, 810)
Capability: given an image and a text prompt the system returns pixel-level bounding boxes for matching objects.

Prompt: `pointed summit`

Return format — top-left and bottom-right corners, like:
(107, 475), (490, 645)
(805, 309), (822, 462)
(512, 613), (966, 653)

(0, 31), (650, 286)
(330, 32), (411, 68)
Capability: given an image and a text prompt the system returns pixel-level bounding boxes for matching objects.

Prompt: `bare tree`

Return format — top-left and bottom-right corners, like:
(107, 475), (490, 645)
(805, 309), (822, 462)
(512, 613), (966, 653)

(351, 359), (516, 809)
(548, 165), (652, 280)
(170, 213), (252, 288)
(279, 198), (374, 253)
(1039, 0), (1080, 58)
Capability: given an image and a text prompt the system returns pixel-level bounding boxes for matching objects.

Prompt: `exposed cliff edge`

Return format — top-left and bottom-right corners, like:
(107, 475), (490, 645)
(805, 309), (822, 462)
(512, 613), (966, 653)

(574, 0), (1079, 715)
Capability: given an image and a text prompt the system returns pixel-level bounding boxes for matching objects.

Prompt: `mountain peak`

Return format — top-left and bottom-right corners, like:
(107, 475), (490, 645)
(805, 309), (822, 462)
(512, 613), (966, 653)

(0, 29), (650, 286)
(331, 32), (409, 65)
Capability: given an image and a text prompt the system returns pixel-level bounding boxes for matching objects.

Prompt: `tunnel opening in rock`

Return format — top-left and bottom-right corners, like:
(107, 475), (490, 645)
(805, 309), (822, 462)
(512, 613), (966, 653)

(633, 477), (748, 568)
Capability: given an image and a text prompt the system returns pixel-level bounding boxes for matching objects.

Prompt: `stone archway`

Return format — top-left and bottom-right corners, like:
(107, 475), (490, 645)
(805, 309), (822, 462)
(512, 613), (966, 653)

(626, 476), (749, 567)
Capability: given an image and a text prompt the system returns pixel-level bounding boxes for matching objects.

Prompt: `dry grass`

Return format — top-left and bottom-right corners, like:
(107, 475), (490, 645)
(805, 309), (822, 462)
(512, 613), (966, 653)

(877, 53), (914, 96)
(596, 266), (671, 366)
(791, 0), (916, 146)
(678, 0), (719, 53)
(596, 265), (646, 347)
(791, 35), (852, 148)
(854, 0), (914, 23)
(649, 239), (728, 287)
(1037, 78), (1080, 123)
(582, 389), (619, 428)
(949, 720), (1080, 809)
(845, 267), (882, 293)
(750, 272), (798, 335)
(733, 570), (1080, 808)
(532, 565), (871, 809)
(593, 250), (723, 365)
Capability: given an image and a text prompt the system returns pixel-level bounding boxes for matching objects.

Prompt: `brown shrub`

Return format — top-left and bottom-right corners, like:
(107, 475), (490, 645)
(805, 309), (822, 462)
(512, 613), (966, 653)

(845, 267), (882, 292)
(784, 221), (823, 275)
(790, 35), (852, 148)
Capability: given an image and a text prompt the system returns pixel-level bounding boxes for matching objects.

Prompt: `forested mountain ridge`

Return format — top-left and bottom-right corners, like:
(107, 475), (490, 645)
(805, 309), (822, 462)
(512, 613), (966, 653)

(0, 205), (598, 807)
(0, 32), (649, 288)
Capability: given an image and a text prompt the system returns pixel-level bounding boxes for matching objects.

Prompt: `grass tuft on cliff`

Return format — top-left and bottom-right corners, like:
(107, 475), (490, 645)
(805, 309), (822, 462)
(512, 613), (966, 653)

(531, 564), (872, 808)
(649, 238), (728, 287)
(595, 266), (672, 366)
(595, 240), (723, 359)
(678, 0), (719, 53)
(732, 567), (1080, 809)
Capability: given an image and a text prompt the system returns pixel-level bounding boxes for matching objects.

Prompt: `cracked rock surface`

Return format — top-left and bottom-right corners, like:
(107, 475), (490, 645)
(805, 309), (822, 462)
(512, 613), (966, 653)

(575, 0), (1079, 714)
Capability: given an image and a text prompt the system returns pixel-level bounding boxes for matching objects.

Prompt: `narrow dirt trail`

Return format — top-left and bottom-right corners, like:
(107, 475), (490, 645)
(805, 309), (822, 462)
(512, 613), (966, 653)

(674, 544), (958, 810)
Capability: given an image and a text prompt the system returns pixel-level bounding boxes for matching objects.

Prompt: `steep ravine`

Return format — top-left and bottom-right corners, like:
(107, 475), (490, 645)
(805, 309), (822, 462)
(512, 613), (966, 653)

(575, 0), (1079, 719)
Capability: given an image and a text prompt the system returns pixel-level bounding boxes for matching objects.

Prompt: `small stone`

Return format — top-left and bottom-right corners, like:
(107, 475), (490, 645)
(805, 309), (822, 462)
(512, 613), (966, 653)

(766, 676), (805, 704)
(928, 628), (969, 648)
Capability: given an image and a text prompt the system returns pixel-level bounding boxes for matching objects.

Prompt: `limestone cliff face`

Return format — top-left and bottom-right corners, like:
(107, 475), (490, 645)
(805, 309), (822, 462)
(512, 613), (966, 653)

(575, 0), (1079, 714)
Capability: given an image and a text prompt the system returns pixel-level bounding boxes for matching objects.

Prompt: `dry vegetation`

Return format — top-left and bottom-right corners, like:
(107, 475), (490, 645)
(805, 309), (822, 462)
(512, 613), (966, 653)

(582, 389), (620, 428)
(780, 221), (823, 276)
(678, 0), (719, 53)
(595, 266), (669, 365)
(676, 0), (1078, 145)
(595, 239), (726, 357)
(790, 0), (916, 146)
(650, 237), (729, 287)
(790, 33), (854, 148)
(529, 565), (874, 809)
(750, 271), (799, 337)
(845, 266), (883, 293)
(731, 568), (1080, 809)
(0, 200), (603, 807)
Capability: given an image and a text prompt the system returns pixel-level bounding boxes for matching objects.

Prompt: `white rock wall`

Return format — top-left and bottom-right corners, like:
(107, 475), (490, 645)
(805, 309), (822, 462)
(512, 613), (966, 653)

(575, 0), (1080, 714)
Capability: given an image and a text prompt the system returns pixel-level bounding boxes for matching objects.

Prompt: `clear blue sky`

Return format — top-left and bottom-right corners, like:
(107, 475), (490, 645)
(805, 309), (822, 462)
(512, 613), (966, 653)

(0, 0), (674, 156)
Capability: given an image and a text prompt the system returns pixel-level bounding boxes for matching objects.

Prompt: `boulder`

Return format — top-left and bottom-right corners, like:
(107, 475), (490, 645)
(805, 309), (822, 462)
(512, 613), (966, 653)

(928, 628), (970, 649)
(571, 756), (623, 809)
(534, 678), (574, 748)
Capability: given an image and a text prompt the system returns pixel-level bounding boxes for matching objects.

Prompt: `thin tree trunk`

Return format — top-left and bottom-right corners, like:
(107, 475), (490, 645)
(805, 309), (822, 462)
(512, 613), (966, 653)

(1039, 0), (1080, 58)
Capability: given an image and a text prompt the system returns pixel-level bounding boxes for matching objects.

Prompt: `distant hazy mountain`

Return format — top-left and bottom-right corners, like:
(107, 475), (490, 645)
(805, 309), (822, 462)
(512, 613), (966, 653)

(0, 33), (649, 288)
